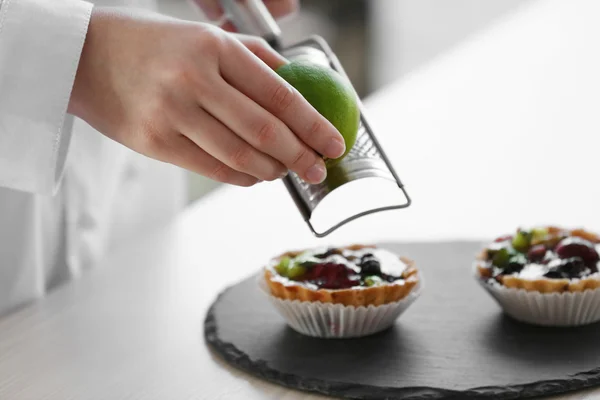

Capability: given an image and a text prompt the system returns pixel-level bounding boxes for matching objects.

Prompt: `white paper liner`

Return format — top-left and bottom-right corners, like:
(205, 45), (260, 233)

(473, 265), (600, 327)
(258, 276), (423, 338)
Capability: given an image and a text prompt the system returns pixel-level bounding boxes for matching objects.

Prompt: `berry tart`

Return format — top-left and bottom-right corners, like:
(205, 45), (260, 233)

(261, 244), (422, 338)
(474, 226), (600, 326)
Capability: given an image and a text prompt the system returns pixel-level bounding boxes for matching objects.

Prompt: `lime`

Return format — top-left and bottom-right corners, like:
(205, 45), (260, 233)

(276, 61), (360, 162)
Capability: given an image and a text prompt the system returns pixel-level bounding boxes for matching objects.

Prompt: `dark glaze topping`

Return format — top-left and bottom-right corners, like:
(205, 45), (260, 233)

(271, 247), (408, 290)
(480, 227), (600, 282)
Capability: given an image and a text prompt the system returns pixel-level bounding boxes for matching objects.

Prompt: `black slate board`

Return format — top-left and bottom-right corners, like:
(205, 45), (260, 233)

(204, 241), (600, 399)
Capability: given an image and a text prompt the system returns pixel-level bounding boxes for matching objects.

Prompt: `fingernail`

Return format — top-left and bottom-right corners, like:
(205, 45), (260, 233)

(306, 163), (326, 184)
(324, 138), (345, 159)
(279, 170), (289, 179)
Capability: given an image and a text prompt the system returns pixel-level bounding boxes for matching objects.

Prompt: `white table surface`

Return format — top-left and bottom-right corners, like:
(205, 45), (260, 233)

(2, 0), (600, 398)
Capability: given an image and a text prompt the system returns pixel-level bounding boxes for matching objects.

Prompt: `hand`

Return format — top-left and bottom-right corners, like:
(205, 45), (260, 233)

(194, 0), (298, 26)
(68, 8), (345, 186)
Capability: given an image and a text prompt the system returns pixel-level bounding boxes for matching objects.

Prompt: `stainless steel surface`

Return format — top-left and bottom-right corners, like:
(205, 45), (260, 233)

(220, 1), (411, 237)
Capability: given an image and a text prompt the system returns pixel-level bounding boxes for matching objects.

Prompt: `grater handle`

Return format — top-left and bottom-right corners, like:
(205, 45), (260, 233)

(219, 0), (282, 48)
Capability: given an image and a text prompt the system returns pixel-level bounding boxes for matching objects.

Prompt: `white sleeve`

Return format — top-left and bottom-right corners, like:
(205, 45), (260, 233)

(0, 0), (93, 195)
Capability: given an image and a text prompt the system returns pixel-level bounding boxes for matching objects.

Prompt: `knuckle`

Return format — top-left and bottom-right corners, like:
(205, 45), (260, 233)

(290, 147), (310, 168)
(195, 26), (225, 55)
(160, 64), (188, 89)
(269, 83), (295, 113)
(230, 146), (253, 170)
(255, 120), (278, 148)
(245, 35), (267, 48)
(139, 125), (164, 155)
(305, 119), (324, 143)
(135, 103), (172, 157)
(254, 37), (270, 49)
(249, 37), (269, 55)
(209, 163), (231, 183)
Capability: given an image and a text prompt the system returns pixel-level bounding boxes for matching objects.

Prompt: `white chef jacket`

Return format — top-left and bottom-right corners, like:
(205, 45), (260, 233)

(0, 0), (187, 317)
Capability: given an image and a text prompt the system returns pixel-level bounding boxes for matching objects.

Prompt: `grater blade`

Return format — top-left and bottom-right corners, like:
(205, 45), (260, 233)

(219, 0), (411, 237)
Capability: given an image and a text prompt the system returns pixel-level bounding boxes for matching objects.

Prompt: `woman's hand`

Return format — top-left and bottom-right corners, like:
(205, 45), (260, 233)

(194, 0), (298, 24)
(68, 8), (344, 186)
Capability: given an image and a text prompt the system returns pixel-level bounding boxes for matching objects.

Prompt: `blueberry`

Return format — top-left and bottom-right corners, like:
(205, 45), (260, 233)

(503, 254), (527, 274)
(544, 257), (588, 279)
(359, 257), (381, 276)
(315, 248), (343, 259)
(543, 270), (564, 279)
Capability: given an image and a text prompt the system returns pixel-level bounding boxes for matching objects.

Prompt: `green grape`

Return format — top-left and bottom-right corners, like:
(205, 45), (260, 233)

(492, 248), (514, 268)
(275, 256), (291, 276)
(365, 276), (383, 286)
(531, 227), (549, 242)
(287, 264), (307, 280)
(485, 241), (507, 258)
(512, 230), (532, 252)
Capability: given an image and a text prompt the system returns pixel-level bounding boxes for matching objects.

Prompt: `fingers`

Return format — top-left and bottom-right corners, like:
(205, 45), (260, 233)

(234, 34), (287, 70)
(220, 38), (347, 161)
(198, 77), (328, 184)
(177, 105), (287, 181)
(169, 135), (259, 187)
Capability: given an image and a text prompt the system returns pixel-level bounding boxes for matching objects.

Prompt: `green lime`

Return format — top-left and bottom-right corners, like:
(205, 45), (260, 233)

(276, 61), (360, 162)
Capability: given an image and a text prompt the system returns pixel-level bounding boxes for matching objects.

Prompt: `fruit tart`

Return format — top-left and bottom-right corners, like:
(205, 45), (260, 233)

(474, 226), (600, 326)
(264, 244), (419, 306)
(261, 244), (422, 338)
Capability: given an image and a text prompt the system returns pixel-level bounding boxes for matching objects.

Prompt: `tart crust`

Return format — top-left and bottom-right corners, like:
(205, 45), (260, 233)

(264, 244), (419, 306)
(476, 227), (600, 293)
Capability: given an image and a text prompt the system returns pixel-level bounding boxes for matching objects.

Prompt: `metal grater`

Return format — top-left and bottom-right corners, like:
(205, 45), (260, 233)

(220, 0), (411, 237)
